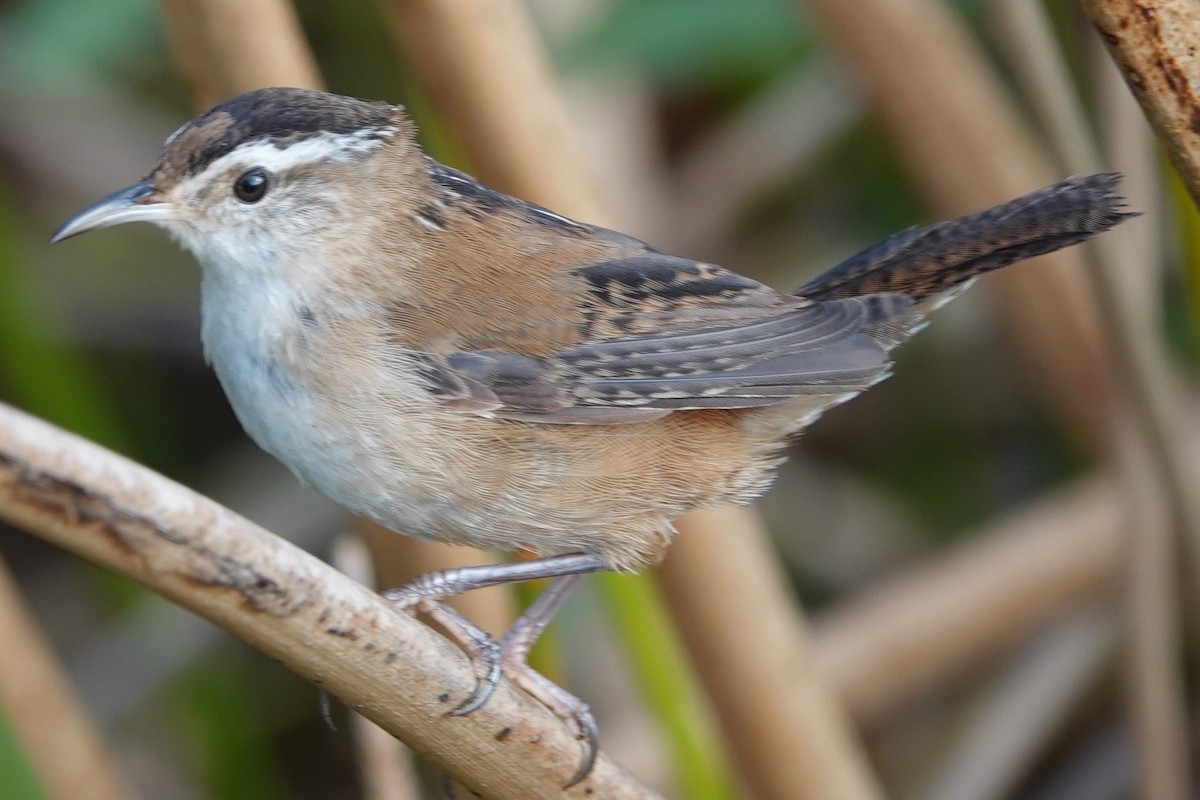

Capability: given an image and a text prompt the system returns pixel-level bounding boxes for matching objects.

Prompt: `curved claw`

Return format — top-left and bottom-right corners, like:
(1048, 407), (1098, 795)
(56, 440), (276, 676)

(441, 619), (599, 786)
(381, 586), (505, 718)
(497, 646), (601, 787)
(446, 638), (503, 717)
(380, 564), (607, 786)
(318, 689), (338, 731)
(562, 704), (600, 789)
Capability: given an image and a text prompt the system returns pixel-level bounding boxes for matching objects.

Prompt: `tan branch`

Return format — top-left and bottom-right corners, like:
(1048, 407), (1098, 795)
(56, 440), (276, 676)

(1082, 0), (1200, 209)
(0, 402), (656, 800)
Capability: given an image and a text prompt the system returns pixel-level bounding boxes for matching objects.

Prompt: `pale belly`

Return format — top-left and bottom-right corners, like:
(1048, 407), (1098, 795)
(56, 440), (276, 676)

(204, 318), (447, 536)
(197, 281), (783, 570)
(200, 293), (612, 553)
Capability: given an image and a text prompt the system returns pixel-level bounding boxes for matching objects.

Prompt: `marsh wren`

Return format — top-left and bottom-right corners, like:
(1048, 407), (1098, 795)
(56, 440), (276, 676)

(53, 87), (1134, 786)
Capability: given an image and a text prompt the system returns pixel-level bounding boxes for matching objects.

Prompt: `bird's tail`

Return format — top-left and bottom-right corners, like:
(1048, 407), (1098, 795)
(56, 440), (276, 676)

(797, 172), (1136, 302)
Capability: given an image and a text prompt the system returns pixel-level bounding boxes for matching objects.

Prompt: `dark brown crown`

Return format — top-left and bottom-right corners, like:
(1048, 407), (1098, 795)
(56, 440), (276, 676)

(153, 87), (400, 183)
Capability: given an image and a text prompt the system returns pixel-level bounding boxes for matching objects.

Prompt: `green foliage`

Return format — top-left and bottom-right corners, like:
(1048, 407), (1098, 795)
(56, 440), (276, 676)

(2, 0), (159, 82)
(561, 0), (811, 91)
(597, 572), (739, 800)
(0, 711), (46, 800)
(0, 184), (129, 452)
(172, 657), (287, 800)
(1166, 167), (1200, 369)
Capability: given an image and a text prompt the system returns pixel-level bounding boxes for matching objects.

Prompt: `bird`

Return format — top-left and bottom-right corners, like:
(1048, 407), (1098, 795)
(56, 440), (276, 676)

(52, 86), (1135, 787)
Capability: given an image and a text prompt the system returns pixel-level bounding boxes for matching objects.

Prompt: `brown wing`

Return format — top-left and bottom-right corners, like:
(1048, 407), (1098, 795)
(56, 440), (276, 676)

(393, 162), (910, 424)
(413, 253), (909, 424)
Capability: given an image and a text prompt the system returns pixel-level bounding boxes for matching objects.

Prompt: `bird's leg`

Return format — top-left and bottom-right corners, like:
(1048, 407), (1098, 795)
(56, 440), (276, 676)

(382, 553), (606, 707)
(382, 553), (606, 786)
(382, 553), (606, 710)
(495, 573), (599, 787)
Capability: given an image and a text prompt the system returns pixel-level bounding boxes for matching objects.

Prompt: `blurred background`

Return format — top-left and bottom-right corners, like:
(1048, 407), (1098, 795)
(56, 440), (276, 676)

(0, 0), (1196, 798)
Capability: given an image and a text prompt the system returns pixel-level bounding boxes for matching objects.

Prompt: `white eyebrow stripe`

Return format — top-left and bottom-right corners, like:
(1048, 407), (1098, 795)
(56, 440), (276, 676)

(174, 128), (398, 196)
(211, 128), (396, 174)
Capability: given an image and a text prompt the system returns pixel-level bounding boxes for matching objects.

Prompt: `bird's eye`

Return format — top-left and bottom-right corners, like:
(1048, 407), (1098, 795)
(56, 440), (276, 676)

(233, 168), (271, 203)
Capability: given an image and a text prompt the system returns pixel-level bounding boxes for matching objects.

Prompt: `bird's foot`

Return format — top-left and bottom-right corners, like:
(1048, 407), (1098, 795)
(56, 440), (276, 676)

(382, 555), (607, 786)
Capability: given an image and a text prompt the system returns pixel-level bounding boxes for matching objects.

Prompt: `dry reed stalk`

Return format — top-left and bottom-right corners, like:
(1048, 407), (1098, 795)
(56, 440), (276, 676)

(813, 477), (1123, 724)
(914, 608), (1117, 800)
(1098, 49), (1192, 800)
(157, 0), (323, 106)
(1083, 0), (1200, 599)
(802, 0), (1114, 449)
(655, 506), (884, 800)
(1083, 0), (1200, 208)
(0, 554), (131, 800)
(990, 5), (1191, 795)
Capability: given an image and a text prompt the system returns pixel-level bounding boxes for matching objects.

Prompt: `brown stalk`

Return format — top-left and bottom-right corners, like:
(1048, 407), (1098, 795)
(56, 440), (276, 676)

(802, 0), (1114, 450)
(0, 401), (656, 799)
(386, 0), (606, 222)
(813, 476), (1123, 724)
(655, 506), (883, 800)
(1098, 49), (1193, 800)
(1083, 0), (1200, 594)
(356, 523), (515, 639)
(1114, 424), (1191, 800)
(0, 554), (131, 800)
(157, 0), (323, 105)
(385, 2), (884, 798)
(991, 4), (1191, 796)
(914, 608), (1117, 800)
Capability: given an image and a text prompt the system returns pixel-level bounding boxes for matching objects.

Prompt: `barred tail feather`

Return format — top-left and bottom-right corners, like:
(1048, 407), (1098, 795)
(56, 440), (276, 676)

(797, 173), (1136, 302)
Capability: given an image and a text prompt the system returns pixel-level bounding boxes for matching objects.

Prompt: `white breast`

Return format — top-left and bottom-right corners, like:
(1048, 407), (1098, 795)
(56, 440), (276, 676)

(199, 269), (332, 478)
(196, 263), (454, 538)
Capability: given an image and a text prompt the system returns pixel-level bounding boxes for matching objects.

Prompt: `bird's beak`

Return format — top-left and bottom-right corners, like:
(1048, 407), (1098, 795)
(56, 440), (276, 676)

(50, 180), (174, 243)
